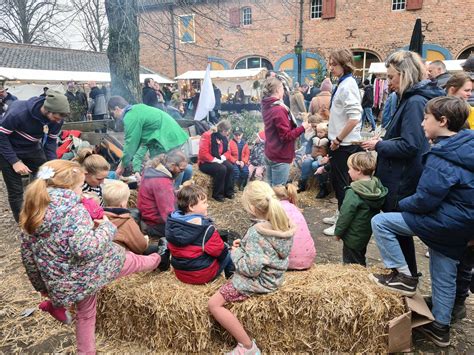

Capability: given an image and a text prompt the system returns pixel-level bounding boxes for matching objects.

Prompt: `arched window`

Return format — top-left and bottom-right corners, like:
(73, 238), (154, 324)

(351, 50), (381, 82)
(457, 46), (474, 60)
(235, 57), (273, 70)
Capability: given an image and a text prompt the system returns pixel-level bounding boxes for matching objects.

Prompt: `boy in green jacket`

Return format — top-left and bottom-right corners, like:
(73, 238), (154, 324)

(108, 96), (189, 176)
(334, 151), (388, 266)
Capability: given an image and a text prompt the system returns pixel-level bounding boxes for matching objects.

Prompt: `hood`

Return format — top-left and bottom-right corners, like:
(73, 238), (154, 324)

(254, 221), (296, 259)
(143, 164), (172, 179)
(402, 79), (445, 101)
(37, 188), (81, 233)
(350, 177), (388, 208)
(262, 96), (281, 111)
(429, 130), (474, 172)
(27, 96), (48, 123)
(166, 210), (213, 246)
(104, 209), (131, 229)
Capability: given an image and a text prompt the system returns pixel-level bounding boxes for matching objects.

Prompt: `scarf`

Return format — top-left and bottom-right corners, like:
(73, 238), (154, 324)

(211, 132), (228, 159)
(330, 73), (352, 109)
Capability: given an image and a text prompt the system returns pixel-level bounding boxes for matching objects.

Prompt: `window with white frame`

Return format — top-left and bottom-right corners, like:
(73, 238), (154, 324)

(235, 57), (273, 70)
(242, 7), (252, 25)
(311, 0), (322, 19)
(392, 0), (406, 11)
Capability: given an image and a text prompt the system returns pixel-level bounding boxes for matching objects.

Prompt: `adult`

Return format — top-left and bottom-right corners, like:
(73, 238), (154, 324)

(290, 83), (307, 119)
(88, 81), (107, 133)
(323, 49), (363, 236)
(39, 87), (49, 98)
(305, 80), (320, 103)
(0, 86), (18, 115)
(233, 85), (245, 104)
(0, 90), (69, 221)
(166, 98), (184, 121)
(362, 50), (445, 276)
(361, 78), (376, 131)
(142, 78), (159, 108)
(262, 77), (308, 186)
(461, 55), (474, 106)
(138, 150), (188, 240)
(446, 72), (474, 129)
(210, 84), (222, 124)
(65, 82), (84, 122)
(198, 120), (234, 202)
(107, 96), (189, 176)
(309, 78), (332, 120)
(427, 60), (451, 89)
(153, 82), (166, 110)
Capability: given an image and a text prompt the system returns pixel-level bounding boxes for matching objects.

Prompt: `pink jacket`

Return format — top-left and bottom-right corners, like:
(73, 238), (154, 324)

(280, 200), (316, 270)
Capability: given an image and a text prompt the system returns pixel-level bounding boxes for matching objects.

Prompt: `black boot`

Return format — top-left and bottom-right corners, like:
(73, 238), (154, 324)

(239, 178), (247, 191)
(316, 183), (329, 199)
(157, 237), (171, 271)
(235, 179), (241, 191)
(297, 179), (307, 193)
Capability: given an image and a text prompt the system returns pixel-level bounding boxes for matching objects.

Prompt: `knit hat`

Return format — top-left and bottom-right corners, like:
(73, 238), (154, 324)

(320, 78), (333, 93)
(461, 56), (474, 72)
(257, 131), (266, 142)
(43, 90), (70, 114)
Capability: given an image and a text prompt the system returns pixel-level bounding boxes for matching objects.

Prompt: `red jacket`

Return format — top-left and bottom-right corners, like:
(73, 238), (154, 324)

(137, 165), (176, 226)
(228, 139), (250, 164)
(197, 130), (232, 165)
(262, 96), (305, 163)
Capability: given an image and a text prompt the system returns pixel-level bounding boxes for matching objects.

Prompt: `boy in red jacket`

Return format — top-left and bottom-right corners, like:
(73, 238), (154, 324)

(227, 128), (250, 191)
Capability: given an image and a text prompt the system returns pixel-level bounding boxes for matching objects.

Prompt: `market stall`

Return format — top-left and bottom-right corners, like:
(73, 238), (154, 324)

(369, 60), (465, 75)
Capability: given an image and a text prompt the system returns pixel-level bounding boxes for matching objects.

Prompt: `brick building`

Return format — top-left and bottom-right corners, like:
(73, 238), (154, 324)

(139, 0), (474, 83)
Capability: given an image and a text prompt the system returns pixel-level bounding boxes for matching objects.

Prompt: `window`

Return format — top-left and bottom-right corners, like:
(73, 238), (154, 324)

(351, 50), (381, 82)
(457, 46), (474, 60)
(235, 57), (273, 70)
(392, 0), (406, 11)
(311, 0), (322, 19)
(242, 7), (252, 25)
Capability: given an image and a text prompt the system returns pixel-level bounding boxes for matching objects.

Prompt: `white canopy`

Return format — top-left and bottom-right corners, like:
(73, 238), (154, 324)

(175, 68), (267, 80)
(0, 67), (174, 84)
(369, 60), (466, 74)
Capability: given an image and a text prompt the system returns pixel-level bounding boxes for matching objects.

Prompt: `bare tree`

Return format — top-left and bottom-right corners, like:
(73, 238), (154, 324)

(0, 0), (70, 46)
(71, 0), (109, 52)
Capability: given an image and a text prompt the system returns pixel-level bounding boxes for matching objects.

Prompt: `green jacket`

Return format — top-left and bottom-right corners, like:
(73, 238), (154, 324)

(121, 104), (189, 169)
(334, 177), (388, 251)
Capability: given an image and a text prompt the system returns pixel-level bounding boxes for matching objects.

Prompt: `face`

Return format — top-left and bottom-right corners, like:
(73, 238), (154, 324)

(233, 133), (242, 142)
(85, 170), (108, 187)
(329, 59), (344, 78)
(0, 90), (7, 98)
(169, 161), (188, 177)
(422, 111), (445, 140)
(310, 123), (318, 131)
(109, 106), (123, 119)
(189, 197), (208, 216)
(348, 166), (363, 181)
(387, 66), (401, 94)
(316, 128), (327, 139)
(46, 112), (68, 123)
(427, 64), (442, 79)
(221, 129), (230, 138)
(451, 81), (473, 101)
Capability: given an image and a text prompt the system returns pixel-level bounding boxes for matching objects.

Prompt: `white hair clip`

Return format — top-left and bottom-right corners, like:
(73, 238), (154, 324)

(37, 166), (55, 180)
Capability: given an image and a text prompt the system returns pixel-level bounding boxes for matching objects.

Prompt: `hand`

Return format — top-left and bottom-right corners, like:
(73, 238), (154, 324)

(361, 138), (381, 151)
(134, 172), (141, 184)
(220, 155), (227, 162)
(302, 121), (310, 130)
(115, 162), (124, 177)
(320, 155), (330, 165)
(40, 291), (49, 297)
(13, 161), (32, 175)
(335, 236), (341, 241)
(212, 157), (222, 164)
(182, 180), (193, 187)
(87, 113), (92, 121)
(315, 166), (325, 175)
(238, 161), (244, 167)
(330, 141), (340, 151)
(232, 238), (241, 251)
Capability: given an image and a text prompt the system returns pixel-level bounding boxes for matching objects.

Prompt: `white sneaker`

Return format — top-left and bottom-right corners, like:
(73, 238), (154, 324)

(425, 251), (430, 258)
(323, 211), (339, 225)
(323, 224), (336, 236)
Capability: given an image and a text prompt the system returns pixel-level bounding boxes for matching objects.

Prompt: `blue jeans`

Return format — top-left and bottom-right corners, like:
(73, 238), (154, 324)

(174, 164), (193, 189)
(265, 158), (290, 186)
(215, 252), (235, 279)
(372, 212), (458, 325)
(301, 158), (320, 181)
(232, 164), (249, 182)
(362, 107), (376, 130)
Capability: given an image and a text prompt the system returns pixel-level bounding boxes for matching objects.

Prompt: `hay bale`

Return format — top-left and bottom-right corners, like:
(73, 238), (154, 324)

(127, 189), (138, 208)
(96, 265), (405, 352)
(192, 168), (213, 197)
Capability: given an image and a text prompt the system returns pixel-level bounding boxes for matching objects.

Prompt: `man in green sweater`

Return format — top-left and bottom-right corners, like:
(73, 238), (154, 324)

(108, 96), (189, 176)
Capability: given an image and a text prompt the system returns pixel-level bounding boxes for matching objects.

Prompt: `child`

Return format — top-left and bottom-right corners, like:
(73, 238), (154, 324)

(75, 148), (110, 206)
(273, 184), (316, 270)
(208, 181), (296, 354)
(333, 151), (387, 266)
(19, 160), (162, 354)
(166, 184), (234, 284)
(228, 127), (250, 191)
(369, 97), (474, 347)
(248, 131), (266, 181)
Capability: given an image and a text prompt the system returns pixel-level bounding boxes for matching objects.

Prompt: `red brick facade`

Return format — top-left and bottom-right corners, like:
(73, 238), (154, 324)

(139, 0), (473, 82)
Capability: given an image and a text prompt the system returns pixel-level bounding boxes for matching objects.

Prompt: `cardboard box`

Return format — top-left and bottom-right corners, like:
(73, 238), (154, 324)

(388, 293), (435, 352)
(183, 135), (201, 157)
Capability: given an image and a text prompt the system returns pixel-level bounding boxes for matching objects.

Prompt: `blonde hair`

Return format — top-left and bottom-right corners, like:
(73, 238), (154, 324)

(74, 148), (110, 175)
(347, 151), (377, 176)
(272, 184), (298, 206)
(385, 50), (425, 97)
(308, 114), (322, 124)
(19, 160), (85, 235)
(316, 122), (328, 134)
(262, 77), (283, 98)
(242, 181), (290, 232)
(103, 180), (130, 207)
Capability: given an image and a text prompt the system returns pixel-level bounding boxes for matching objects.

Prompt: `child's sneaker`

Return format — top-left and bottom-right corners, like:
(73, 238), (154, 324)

(323, 224), (336, 236)
(39, 300), (73, 324)
(369, 270), (418, 297)
(323, 211), (338, 225)
(417, 321), (450, 347)
(226, 340), (261, 355)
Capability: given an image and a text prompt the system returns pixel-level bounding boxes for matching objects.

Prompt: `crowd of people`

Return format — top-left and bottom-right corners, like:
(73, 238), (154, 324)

(0, 50), (473, 354)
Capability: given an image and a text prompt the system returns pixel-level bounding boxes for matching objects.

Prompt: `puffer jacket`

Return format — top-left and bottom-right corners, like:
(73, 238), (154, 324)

(231, 221), (295, 295)
(20, 188), (125, 307)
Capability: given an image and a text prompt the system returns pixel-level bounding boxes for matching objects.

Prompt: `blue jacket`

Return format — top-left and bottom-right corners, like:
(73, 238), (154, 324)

(400, 130), (474, 260)
(0, 97), (62, 164)
(375, 80), (445, 211)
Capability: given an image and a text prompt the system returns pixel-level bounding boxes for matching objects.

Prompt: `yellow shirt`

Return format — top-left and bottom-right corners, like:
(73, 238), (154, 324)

(468, 107), (474, 129)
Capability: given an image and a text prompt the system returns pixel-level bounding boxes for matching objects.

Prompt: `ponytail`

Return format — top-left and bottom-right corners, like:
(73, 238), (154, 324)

(266, 197), (291, 232)
(272, 183), (298, 207)
(74, 148), (110, 175)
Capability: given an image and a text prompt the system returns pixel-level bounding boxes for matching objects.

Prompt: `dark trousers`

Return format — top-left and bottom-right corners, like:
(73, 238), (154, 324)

(92, 114), (106, 133)
(455, 246), (473, 303)
(199, 161), (234, 199)
(342, 244), (367, 267)
(329, 145), (361, 209)
(0, 152), (47, 222)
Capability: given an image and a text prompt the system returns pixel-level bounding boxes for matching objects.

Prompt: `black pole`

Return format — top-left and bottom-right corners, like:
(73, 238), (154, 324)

(169, 4), (178, 78)
(298, 0), (304, 84)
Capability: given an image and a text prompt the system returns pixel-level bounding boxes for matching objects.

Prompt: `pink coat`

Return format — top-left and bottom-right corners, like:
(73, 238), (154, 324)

(280, 200), (316, 270)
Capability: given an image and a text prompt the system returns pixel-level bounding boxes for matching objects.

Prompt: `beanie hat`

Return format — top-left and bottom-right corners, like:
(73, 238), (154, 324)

(461, 56), (474, 72)
(257, 131), (266, 142)
(320, 78), (333, 93)
(43, 90), (70, 114)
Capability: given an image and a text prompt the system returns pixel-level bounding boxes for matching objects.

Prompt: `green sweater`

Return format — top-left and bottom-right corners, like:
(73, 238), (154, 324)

(121, 104), (189, 168)
(334, 177), (388, 251)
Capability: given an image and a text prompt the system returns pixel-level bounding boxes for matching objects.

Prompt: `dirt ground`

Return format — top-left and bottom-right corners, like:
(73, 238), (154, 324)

(0, 178), (472, 353)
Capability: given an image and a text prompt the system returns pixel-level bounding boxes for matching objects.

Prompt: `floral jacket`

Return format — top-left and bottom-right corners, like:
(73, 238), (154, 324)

(20, 188), (125, 307)
(231, 221), (295, 296)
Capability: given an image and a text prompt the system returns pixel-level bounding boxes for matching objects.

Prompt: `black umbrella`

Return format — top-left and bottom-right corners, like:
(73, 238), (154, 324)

(409, 18), (424, 56)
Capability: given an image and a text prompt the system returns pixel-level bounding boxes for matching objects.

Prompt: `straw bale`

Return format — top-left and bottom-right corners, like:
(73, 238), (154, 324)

(128, 189), (138, 208)
(96, 264), (405, 353)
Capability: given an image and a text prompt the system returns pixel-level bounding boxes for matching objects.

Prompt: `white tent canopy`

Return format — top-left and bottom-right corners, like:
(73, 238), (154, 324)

(175, 68), (266, 80)
(369, 60), (465, 74)
(0, 67), (174, 84)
